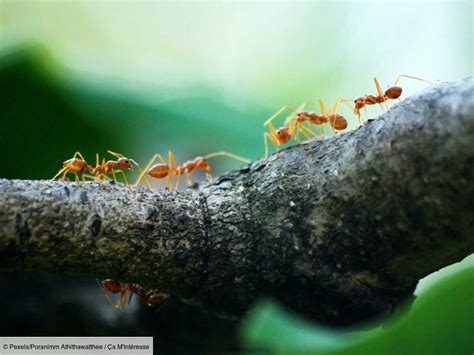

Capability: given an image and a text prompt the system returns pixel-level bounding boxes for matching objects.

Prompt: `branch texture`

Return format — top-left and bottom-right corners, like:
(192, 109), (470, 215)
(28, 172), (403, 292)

(1, 78), (473, 325)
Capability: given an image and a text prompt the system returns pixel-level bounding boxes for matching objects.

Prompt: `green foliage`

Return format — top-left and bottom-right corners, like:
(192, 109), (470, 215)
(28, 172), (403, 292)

(241, 266), (474, 354)
(0, 46), (264, 180)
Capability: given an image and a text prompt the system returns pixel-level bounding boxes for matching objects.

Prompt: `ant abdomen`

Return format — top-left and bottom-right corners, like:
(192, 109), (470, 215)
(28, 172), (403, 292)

(148, 164), (170, 178)
(329, 114), (348, 130)
(63, 158), (89, 174)
(385, 86), (403, 99)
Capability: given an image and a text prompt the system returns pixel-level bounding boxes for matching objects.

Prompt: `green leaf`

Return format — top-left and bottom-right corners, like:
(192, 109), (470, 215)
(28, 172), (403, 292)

(241, 265), (474, 355)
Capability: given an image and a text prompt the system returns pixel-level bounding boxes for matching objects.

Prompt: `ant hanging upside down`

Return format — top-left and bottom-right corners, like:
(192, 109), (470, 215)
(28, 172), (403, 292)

(97, 279), (170, 310)
(135, 150), (251, 190)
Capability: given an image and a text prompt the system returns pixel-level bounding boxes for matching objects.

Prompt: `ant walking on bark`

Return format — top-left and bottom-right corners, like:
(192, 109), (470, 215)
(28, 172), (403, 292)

(52, 150), (147, 189)
(51, 151), (94, 182)
(263, 100), (349, 158)
(135, 150), (250, 190)
(353, 75), (432, 121)
(89, 150), (148, 189)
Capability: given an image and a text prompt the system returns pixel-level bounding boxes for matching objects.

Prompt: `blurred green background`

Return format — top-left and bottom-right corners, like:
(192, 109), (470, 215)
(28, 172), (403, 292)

(1, 1), (472, 181)
(1, 1), (473, 353)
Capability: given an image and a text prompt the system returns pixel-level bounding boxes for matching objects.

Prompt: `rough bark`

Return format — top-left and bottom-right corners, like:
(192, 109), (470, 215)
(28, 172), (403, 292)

(1, 78), (473, 326)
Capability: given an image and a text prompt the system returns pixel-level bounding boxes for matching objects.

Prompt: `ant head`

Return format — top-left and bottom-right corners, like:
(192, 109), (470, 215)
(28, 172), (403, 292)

(276, 127), (291, 143)
(147, 293), (170, 307)
(385, 86), (402, 99)
(102, 279), (122, 293)
(117, 157), (133, 170)
(197, 159), (211, 173)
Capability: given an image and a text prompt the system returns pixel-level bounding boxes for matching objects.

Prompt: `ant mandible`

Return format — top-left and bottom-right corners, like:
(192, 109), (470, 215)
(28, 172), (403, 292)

(135, 150), (250, 190)
(97, 279), (170, 309)
(354, 75), (432, 121)
(51, 151), (94, 182)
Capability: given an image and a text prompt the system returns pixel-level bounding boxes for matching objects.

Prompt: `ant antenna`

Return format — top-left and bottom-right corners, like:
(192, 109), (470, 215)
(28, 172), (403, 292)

(203, 151), (251, 164)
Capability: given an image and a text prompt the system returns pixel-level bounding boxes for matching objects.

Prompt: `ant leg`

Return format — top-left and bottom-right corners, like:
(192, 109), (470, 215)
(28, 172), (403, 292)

(319, 99), (328, 117)
(118, 288), (130, 309)
(110, 169), (118, 183)
(283, 103), (306, 127)
(135, 154), (164, 186)
(301, 125), (314, 140)
(298, 123), (309, 142)
(204, 151), (251, 164)
(127, 287), (134, 305)
(114, 169), (132, 192)
(51, 166), (68, 182)
(341, 98), (361, 125)
(71, 151), (87, 162)
(82, 174), (96, 182)
(363, 98), (369, 122)
(168, 150), (178, 191)
(174, 173), (181, 190)
(319, 99), (335, 133)
(186, 173), (193, 186)
(264, 106), (289, 127)
(300, 124), (314, 154)
(263, 132), (279, 159)
(393, 74), (433, 86)
(165, 174), (172, 191)
(373, 78), (389, 112)
(96, 279), (119, 309)
(106, 150), (125, 159)
(323, 103), (337, 135)
(134, 162), (152, 190)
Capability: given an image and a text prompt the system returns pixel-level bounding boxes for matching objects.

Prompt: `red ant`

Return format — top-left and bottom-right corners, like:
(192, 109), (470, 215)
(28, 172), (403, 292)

(52, 151), (144, 189)
(88, 150), (143, 188)
(135, 150), (250, 190)
(135, 151), (250, 190)
(97, 279), (170, 309)
(354, 75), (432, 121)
(264, 100), (348, 158)
(51, 151), (94, 182)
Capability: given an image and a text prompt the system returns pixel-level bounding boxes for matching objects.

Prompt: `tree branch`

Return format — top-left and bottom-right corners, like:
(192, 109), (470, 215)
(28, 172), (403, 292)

(1, 78), (473, 325)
